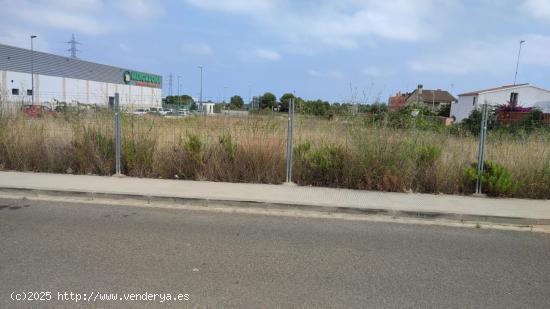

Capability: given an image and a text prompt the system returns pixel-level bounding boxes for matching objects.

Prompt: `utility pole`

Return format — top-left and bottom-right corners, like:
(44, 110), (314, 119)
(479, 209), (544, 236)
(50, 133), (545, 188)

(514, 40), (525, 85)
(168, 73), (173, 97)
(177, 75), (181, 106)
(30, 35), (37, 106)
(223, 86), (228, 104)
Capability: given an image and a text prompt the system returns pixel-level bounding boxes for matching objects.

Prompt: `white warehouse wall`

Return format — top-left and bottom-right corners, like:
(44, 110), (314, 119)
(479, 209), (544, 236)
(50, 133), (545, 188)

(0, 70), (161, 109)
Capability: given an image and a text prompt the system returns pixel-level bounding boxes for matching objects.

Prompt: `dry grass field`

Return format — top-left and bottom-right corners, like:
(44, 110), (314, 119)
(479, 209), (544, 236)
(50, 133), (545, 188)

(1, 111), (549, 199)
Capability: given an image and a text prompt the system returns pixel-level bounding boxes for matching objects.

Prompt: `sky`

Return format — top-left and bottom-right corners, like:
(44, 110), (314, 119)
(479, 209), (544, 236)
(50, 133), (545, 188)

(1, 0), (549, 103)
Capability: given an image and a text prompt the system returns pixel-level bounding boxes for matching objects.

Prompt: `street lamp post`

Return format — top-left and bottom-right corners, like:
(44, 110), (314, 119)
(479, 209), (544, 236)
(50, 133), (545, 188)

(30, 35), (37, 106)
(198, 65), (203, 112)
(513, 40), (525, 85)
(177, 75), (181, 106)
(248, 84), (252, 106)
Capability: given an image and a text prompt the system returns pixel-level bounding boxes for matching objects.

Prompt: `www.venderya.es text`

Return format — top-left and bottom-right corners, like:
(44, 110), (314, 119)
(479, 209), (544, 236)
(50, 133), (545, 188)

(10, 291), (190, 303)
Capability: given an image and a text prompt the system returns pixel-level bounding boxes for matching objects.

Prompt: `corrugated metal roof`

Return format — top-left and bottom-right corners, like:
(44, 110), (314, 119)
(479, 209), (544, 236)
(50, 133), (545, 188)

(0, 43), (161, 88)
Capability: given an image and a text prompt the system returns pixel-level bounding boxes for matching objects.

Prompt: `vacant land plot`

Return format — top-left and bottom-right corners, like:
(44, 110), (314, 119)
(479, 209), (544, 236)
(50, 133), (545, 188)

(0, 111), (549, 199)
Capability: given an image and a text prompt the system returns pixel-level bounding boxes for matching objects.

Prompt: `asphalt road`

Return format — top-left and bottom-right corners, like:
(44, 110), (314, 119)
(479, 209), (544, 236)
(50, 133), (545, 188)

(0, 198), (549, 309)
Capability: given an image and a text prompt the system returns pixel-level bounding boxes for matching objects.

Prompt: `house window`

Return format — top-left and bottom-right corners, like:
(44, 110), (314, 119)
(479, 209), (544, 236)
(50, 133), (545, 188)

(472, 96), (477, 106)
(510, 92), (519, 106)
(27, 89), (33, 96)
(11, 88), (19, 95)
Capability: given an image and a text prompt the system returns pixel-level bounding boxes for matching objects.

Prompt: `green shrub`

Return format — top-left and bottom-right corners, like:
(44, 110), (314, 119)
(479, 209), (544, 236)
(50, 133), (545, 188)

(461, 108), (496, 135)
(184, 134), (203, 164)
(172, 134), (205, 179)
(122, 136), (156, 177)
(218, 133), (237, 161)
(307, 144), (344, 172)
(296, 143), (347, 186)
(517, 109), (544, 132)
(354, 132), (419, 192)
(465, 161), (520, 197)
(415, 145), (442, 192)
(515, 162), (550, 199)
(416, 145), (441, 166)
(293, 141), (311, 159)
(72, 126), (114, 175)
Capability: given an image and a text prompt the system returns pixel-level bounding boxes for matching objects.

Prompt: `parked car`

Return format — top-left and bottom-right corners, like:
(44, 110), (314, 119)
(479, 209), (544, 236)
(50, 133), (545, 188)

(164, 110), (189, 119)
(148, 107), (160, 115)
(158, 107), (171, 116)
(132, 108), (149, 116)
(147, 107), (171, 116)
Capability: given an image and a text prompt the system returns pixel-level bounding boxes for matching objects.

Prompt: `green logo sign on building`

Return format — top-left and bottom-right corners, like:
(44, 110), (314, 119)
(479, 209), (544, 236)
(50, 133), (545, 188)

(123, 70), (161, 85)
(123, 71), (131, 84)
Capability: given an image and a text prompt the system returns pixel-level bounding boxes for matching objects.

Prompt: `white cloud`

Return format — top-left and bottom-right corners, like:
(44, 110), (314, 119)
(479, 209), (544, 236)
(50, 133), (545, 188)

(523, 0), (550, 21)
(0, 28), (50, 51)
(46, 0), (104, 11)
(180, 43), (213, 55)
(183, 0), (279, 14)
(13, 9), (108, 35)
(119, 43), (131, 52)
(522, 34), (550, 66)
(240, 48), (281, 61)
(0, 0), (163, 36)
(1, 0), (113, 35)
(114, 0), (164, 18)
(308, 69), (343, 79)
(184, 0), (458, 50)
(361, 66), (391, 77)
(408, 34), (550, 75)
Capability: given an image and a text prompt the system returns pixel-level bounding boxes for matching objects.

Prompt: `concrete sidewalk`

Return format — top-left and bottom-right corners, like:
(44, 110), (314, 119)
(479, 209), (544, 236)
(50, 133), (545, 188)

(0, 171), (549, 225)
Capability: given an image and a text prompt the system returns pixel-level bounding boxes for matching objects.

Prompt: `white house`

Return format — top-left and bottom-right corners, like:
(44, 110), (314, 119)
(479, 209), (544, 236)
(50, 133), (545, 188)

(451, 84), (550, 121)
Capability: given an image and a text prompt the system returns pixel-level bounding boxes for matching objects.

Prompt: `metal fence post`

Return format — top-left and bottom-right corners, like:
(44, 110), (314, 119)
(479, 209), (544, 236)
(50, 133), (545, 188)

(114, 93), (121, 176)
(286, 98), (295, 184)
(475, 103), (488, 194)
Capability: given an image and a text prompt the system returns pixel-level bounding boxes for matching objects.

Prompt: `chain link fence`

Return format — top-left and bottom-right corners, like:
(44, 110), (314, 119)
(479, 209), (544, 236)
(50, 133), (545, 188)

(0, 94), (549, 199)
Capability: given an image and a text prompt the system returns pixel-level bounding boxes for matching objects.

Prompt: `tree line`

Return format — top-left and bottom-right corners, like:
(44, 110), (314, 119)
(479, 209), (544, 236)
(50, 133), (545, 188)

(254, 92), (388, 116)
(163, 92), (388, 116)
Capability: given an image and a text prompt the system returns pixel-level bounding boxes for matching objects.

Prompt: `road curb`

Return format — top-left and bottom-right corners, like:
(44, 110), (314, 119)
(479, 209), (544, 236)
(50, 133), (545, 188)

(1, 186), (549, 226)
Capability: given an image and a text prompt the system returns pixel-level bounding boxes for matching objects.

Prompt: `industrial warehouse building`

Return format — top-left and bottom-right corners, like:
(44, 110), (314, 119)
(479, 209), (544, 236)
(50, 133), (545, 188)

(0, 43), (162, 109)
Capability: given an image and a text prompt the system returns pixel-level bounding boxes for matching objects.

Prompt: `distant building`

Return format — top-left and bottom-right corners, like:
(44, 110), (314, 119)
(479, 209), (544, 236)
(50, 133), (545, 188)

(388, 92), (410, 112)
(0, 43), (162, 109)
(451, 84), (550, 121)
(388, 85), (456, 112)
(201, 102), (215, 115)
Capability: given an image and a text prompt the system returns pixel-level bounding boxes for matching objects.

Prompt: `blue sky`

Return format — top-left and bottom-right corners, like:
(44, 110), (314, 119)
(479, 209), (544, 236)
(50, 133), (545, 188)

(1, 0), (549, 103)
